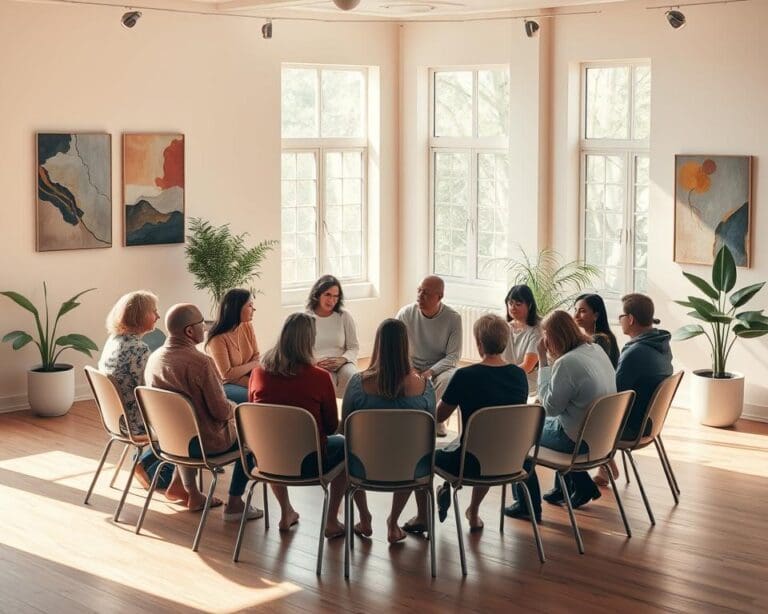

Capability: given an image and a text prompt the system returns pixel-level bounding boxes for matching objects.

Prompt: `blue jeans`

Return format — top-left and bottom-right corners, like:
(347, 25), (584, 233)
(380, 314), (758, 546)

(138, 449), (174, 490)
(223, 384), (249, 404)
(188, 437), (253, 497)
(300, 434), (345, 478)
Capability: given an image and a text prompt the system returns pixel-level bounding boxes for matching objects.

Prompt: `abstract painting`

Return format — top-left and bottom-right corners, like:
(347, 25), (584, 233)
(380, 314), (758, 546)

(36, 133), (112, 252)
(674, 155), (753, 267)
(123, 133), (185, 246)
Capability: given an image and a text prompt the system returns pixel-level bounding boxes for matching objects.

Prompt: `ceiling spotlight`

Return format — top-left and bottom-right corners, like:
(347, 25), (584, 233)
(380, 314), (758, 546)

(333, 0), (361, 10)
(261, 19), (272, 39)
(666, 9), (686, 29)
(121, 11), (141, 29)
(524, 19), (540, 38)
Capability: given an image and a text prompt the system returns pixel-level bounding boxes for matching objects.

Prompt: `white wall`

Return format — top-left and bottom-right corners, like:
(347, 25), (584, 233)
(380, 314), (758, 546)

(550, 0), (768, 420)
(0, 2), (399, 411)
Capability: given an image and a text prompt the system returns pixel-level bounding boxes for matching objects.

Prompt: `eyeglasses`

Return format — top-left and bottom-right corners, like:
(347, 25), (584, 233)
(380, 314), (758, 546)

(618, 314), (630, 320)
(188, 318), (205, 327)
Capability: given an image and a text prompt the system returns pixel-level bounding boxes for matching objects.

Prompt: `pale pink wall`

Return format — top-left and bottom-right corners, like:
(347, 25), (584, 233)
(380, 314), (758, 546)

(0, 2), (399, 410)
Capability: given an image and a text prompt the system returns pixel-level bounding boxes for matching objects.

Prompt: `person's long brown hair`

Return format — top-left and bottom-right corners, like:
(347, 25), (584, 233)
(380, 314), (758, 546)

(363, 319), (412, 399)
(543, 310), (591, 359)
(260, 313), (316, 377)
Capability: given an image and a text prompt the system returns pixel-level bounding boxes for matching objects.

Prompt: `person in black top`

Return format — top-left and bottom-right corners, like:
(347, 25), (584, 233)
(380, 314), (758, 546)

(402, 314), (528, 533)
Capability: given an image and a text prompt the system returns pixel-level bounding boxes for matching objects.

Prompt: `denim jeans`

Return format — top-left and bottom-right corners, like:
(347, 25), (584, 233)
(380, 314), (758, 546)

(138, 449), (174, 490)
(223, 384), (249, 404)
(188, 437), (253, 497)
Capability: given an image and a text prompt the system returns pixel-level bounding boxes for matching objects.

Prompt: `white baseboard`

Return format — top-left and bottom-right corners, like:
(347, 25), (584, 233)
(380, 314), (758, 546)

(0, 385), (93, 415)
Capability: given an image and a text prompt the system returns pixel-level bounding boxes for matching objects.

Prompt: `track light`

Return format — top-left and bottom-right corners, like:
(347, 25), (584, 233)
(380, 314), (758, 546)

(261, 19), (272, 39)
(524, 19), (540, 38)
(121, 11), (141, 29)
(665, 9), (686, 29)
(332, 0), (361, 10)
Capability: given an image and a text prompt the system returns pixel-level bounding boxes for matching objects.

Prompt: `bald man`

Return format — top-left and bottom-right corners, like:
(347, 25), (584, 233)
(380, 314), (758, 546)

(397, 275), (462, 437)
(144, 303), (263, 522)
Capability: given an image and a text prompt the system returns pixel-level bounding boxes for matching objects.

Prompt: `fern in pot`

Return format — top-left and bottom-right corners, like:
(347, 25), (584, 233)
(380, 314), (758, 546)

(1, 284), (98, 417)
(673, 245), (768, 427)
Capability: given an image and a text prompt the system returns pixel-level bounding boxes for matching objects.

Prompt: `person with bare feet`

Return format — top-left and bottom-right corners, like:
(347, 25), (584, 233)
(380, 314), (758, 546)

(145, 303), (263, 521)
(340, 319), (436, 543)
(249, 313), (347, 537)
(404, 315), (528, 533)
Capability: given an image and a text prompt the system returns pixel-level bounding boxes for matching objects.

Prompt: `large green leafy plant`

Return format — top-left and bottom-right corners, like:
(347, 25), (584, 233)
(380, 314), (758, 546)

(186, 217), (277, 315)
(506, 247), (599, 316)
(673, 245), (768, 378)
(1, 284), (98, 372)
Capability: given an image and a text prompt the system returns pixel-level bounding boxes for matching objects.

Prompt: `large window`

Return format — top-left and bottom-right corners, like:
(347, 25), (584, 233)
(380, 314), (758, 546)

(281, 66), (367, 288)
(580, 62), (651, 297)
(429, 67), (511, 287)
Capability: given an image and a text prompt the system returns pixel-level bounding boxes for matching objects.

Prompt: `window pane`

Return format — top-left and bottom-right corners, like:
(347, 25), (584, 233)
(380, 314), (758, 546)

(476, 153), (510, 281)
(633, 65), (651, 140)
(321, 70), (365, 138)
(281, 152), (318, 284)
(585, 212), (602, 240)
(585, 66), (630, 139)
(324, 150), (364, 279)
(433, 151), (470, 278)
(282, 68), (318, 138)
(478, 69), (510, 137)
(434, 71), (472, 137)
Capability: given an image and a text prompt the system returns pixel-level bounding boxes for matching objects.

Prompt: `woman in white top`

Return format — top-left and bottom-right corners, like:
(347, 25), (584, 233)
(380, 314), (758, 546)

(306, 275), (359, 396)
(503, 284), (542, 396)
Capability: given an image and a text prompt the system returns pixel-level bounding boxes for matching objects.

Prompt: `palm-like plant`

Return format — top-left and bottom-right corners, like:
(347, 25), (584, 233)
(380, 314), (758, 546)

(673, 245), (768, 378)
(185, 217), (277, 315)
(1, 284), (98, 371)
(506, 247), (599, 316)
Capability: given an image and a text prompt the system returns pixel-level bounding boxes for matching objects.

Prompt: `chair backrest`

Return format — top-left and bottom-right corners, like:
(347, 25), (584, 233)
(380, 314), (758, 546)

(134, 386), (202, 461)
(462, 404), (545, 479)
(639, 371), (684, 443)
(344, 410), (435, 485)
(84, 366), (128, 438)
(234, 403), (321, 478)
(577, 391), (635, 462)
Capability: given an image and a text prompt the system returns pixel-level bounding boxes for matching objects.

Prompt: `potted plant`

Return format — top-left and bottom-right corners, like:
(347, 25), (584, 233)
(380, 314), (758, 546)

(185, 217), (278, 318)
(1, 284), (98, 417)
(673, 245), (768, 427)
(506, 247), (599, 316)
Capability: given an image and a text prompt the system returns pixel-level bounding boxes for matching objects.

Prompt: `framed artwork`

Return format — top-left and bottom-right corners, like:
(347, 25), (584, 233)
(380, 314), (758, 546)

(36, 133), (112, 252)
(123, 133), (185, 246)
(674, 155), (753, 267)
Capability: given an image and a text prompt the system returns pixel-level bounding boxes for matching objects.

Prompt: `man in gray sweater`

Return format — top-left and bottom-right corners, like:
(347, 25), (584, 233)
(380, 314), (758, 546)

(397, 275), (462, 436)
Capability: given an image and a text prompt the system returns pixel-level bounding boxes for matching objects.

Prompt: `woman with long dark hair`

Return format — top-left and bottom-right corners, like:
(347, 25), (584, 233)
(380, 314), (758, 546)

(306, 275), (360, 397)
(573, 293), (620, 368)
(503, 284), (542, 396)
(205, 289), (260, 404)
(341, 318), (435, 542)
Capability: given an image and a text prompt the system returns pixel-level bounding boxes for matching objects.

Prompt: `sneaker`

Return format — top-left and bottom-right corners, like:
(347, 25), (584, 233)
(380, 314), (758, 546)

(223, 505), (264, 523)
(436, 421), (448, 438)
(437, 481), (451, 523)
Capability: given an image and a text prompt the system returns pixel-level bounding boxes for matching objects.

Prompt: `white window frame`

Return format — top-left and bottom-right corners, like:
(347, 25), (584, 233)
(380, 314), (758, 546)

(579, 60), (650, 306)
(428, 66), (511, 304)
(281, 65), (370, 299)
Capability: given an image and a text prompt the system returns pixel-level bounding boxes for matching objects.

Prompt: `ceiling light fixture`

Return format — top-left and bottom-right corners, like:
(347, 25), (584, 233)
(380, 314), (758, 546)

(524, 19), (540, 38)
(261, 19), (272, 39)
(332, 0), (362, 10)
(121, 10), (141, 29)
(665, 8), (686, 29)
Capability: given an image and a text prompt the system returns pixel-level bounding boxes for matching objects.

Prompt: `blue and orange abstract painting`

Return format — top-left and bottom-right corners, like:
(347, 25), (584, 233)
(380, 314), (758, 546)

(123, 134), (185, 246)
(36, 133), (112, 251)
(674, 155), (752, 267)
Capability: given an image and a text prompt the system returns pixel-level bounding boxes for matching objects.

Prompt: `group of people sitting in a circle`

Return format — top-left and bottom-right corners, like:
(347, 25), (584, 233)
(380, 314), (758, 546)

(97, 273), (673, 541)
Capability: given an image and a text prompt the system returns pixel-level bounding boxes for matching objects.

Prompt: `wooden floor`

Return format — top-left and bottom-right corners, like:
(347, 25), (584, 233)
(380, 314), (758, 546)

(1, 402), (767, 613)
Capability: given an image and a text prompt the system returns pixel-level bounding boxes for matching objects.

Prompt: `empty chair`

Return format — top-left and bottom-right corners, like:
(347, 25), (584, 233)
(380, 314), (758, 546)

(535, 390), (635, 554)
(343, 409), (436, 578)
(133, 386), (241, 551)
(83, 366), (149, 522)
(232, 403), (343, 576)
(617, 371), (684, 524)
(437, 404), (546, 575)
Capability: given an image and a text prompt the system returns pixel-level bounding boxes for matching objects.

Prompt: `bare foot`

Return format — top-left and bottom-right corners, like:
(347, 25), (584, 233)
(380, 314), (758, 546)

(354, 513), (373, 537)
(386, 517), (407, 543)
(465, 509), (484, 531)
(165, 478), (187, 503)
(324, 519), (345, 539)
(278, 509), (300, 531)
(134, 465), (151, 490)
(188, 495), (223, 512)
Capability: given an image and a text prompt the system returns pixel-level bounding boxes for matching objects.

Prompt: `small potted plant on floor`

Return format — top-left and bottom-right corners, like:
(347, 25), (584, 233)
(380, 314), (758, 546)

(1, 284), (98, 417)
(673, 245), (768, 426)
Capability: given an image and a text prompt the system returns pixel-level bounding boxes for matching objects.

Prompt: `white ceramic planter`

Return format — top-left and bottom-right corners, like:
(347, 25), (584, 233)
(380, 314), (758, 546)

(27, 364), (75, 417)
(690, 369), (744, 427)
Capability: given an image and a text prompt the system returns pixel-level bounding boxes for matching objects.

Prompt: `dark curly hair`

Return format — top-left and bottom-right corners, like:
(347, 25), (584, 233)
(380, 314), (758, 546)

(306, 275), (344, 313)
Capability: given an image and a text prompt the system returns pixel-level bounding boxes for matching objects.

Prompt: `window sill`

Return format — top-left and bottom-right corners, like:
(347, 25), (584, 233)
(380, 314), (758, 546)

(281, 281), (376, 308)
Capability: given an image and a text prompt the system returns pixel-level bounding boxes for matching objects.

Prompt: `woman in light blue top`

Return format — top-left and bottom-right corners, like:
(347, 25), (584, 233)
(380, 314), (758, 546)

(341, 318), (435, 543)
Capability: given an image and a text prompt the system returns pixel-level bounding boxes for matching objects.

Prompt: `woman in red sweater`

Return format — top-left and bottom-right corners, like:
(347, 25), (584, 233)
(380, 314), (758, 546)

(249, 312), (346, 538)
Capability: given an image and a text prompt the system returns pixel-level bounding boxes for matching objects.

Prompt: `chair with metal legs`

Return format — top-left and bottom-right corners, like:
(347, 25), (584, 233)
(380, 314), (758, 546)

(343, 410), (437, 579)
(83, 366), (149, 522)
(133, 386), (241, 552)
(536, 390), (636, 554)
(617, 371), (684, 524)
(230, 403), (342, 575)
(436, 404), (546, 575)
